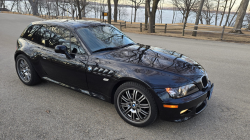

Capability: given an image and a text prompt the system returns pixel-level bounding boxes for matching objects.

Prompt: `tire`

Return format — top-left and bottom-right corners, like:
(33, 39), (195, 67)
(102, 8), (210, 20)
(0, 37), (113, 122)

(15, 54), (41, 86)
(114, 82), (158, 127)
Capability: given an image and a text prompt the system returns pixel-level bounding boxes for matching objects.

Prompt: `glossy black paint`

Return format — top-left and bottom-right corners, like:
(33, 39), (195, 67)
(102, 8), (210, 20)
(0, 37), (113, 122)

(15, 20), (214, 122)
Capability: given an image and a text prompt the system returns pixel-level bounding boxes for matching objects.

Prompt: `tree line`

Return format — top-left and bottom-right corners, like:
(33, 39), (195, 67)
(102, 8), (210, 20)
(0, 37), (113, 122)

(1, 0), (249, 33)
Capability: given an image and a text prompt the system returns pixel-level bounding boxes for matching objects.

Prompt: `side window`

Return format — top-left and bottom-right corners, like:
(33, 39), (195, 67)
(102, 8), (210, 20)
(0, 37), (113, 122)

(32, 25), (47, 45)
(44, 26), (85, 54)
(71, 35), (85, 54)
(44, 26), (63, 49)
(22, 25), (41, 41)
(20, 24), (32, 38)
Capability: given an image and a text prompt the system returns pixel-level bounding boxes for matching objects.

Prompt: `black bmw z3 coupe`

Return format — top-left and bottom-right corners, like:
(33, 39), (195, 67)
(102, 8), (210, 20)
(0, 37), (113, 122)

(15, 20), (214, 127)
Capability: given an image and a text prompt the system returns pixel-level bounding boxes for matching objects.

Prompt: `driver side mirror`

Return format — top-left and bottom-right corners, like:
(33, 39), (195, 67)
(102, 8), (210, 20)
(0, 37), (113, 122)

(55, 45), (75, 59)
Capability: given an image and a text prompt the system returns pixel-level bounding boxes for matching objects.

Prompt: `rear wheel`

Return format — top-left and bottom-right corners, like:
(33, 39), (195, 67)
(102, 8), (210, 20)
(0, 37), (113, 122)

(15, 54), (41, 86)
(114, 82), (158, 127)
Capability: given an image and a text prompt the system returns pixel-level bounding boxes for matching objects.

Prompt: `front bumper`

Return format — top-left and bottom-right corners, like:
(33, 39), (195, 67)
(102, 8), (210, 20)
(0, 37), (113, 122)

(156, 82), (214, 122)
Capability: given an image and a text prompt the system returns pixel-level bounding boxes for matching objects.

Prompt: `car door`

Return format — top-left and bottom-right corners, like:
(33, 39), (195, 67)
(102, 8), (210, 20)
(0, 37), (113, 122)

(39, 25), (88, 90)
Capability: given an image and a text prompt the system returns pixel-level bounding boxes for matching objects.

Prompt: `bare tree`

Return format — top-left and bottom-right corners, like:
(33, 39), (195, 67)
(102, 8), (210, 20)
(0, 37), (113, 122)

(71, 0), (75, 19)
(172, 6), (177, 24)
(130, 1), (133, 23)
(58, 0), (72, 17)
(113, 0), (119, 22)
(82, 0), (88, 18)
(53, 0), (59, 16)
(0, 0), (6, 8)
(172, 0), (198, 24)
(38, 0), (45, 16)
(28, 0), (39, 15)
(225, 0), (237, 26)
(228, 5), (240, 26)
(246, 6), (250, 30)
(75, 0), (88, 19)
(219, 0), (228, 26)
(108, 0), (111, 23)
(130, 0), (144, 22)
(172, 0), (197, 35)
(75, 0), (81, 18)
(94, 0), (100, 18)
(202, 0), (216, 25)
(60, 0), (67, 18)
(100, 0), (105, 20)
(10, 0), (16, 12)
(88, 0), (101, 19)
(157, 0), (164, 24)
(45, 0), (51, 18)
(16, 0), (20, 13)
(117, 3), (128, 20)
(146, 0), (160, 33)
(145, 0), (149, 30)
(215, 0), (220, 26)
(192, 0), (205, 36)
(230, 0), (250, 33)
(24, 0), (31, 14)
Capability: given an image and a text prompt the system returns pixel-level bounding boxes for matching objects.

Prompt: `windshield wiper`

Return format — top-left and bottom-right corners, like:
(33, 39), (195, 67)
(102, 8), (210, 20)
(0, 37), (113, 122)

(93, 43), (135, 53)
(92, 47), (119, 53)
(118, 43), (135, 48)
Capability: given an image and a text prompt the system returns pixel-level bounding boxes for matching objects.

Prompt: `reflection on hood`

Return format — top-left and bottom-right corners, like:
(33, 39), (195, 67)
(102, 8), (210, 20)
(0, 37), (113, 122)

(104, 44), (205, 77)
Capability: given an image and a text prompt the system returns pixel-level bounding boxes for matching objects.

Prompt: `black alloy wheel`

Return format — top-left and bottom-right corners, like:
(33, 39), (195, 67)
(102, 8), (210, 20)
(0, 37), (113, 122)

(15, 54), (41, 85)
(114, 82), (158, 127)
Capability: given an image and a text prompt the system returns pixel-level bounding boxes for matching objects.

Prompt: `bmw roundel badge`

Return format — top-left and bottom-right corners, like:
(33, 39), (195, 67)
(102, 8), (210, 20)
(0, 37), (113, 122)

(88, 66), (92, 71)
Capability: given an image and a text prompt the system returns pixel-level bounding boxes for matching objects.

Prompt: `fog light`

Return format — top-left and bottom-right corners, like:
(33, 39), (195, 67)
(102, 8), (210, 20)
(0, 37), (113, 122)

(163, 104), (178, 108)
(180, 109), (188, 114)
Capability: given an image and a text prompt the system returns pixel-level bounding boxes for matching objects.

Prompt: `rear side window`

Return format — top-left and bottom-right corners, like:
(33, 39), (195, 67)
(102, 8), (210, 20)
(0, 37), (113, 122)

(21, 25), (41, 41)
(20, 24), (32, 37)
(21, 24), (85, 55)
(32, 25), (47, 45)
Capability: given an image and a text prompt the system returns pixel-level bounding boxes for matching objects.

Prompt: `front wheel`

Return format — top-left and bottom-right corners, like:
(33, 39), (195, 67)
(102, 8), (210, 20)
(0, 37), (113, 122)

(114, 82), (158, 127)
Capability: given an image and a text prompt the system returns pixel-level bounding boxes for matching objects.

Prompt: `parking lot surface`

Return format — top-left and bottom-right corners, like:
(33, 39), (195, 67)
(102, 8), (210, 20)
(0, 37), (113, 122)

(0, 13), (250, 139)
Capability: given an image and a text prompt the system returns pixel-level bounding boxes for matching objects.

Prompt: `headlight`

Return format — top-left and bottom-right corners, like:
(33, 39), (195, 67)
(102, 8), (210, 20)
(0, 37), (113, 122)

(166, 84), (199, 98)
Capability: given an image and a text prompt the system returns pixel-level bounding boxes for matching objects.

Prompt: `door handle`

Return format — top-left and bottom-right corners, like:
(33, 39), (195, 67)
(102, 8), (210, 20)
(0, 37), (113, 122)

(42, 56), (47, 60)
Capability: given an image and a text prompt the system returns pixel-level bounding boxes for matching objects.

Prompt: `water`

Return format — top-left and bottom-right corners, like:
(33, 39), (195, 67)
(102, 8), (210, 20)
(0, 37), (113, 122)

(3, 1), (248, 27)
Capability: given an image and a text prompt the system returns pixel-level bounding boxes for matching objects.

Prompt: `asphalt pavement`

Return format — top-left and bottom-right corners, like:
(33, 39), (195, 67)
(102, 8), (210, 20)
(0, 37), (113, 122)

(0, 13), (250, 140)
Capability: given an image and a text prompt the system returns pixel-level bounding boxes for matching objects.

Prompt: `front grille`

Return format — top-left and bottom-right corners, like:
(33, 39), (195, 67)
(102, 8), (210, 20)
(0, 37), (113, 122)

(201, 76), (208, 88)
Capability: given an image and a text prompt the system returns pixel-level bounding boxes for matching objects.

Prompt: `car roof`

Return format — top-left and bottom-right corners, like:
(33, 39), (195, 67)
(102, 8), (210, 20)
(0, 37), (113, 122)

(32, 19), (106, 30)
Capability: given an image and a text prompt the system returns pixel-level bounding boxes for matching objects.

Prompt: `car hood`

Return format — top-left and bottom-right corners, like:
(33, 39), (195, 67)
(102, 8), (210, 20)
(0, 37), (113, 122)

(101, 44), (206, 81)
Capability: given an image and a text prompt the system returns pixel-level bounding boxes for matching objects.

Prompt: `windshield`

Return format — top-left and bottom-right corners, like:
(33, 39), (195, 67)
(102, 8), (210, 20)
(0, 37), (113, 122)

(77, 25), (135, 52)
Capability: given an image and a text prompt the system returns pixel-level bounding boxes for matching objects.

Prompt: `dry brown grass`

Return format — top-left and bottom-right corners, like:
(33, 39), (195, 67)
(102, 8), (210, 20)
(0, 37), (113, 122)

(2, 11), (250, 44)
(112, 22), (250, 44)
